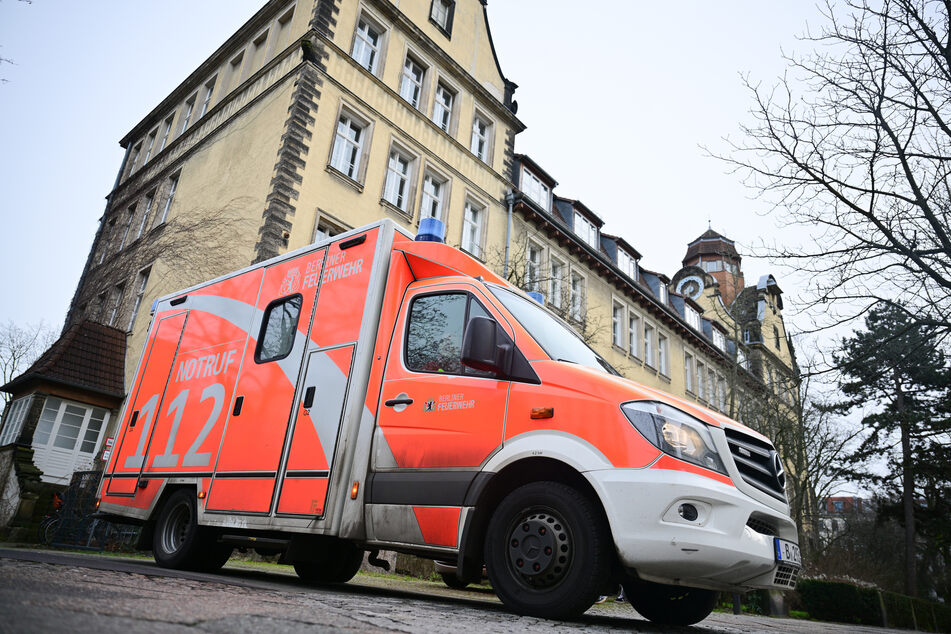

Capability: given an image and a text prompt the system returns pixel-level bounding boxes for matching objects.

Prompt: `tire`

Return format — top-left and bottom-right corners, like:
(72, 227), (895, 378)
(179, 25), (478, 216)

(152, 489), (232, 572)
(623, 578), (717, 626)
(293, 540), (364, 584)
(440, 571), (470, 590)
(484, 481), (610, 619)
(41, 518), (60, 546)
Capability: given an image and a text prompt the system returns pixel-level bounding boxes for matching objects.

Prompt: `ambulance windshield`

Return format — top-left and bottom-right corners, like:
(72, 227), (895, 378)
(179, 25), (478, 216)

(489, 286), (618, 375)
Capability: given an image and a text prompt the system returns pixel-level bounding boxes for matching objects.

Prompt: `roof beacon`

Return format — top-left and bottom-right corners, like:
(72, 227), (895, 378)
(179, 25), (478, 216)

(416, 217), (446, 243)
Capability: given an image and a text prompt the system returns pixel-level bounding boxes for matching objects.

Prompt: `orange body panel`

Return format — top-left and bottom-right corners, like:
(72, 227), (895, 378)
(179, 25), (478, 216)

(206, 477), (275, 513)
(650, 454), (734, 487)
(276, 477), (330, 516)
(413, 506), (461, 547)
(309, 228), (378, 347)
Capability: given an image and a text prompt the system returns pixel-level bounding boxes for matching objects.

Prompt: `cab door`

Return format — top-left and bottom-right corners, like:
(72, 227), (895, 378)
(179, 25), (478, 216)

(375, 284), (511, 469)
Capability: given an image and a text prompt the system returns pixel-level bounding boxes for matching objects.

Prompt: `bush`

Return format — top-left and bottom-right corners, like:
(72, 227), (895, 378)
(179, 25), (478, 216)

(797, 579), (951, 632)
(795, 579), (881, 625)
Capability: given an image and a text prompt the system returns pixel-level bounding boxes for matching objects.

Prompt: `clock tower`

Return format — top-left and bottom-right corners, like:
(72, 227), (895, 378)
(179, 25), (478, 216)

(677, 228), (745, 307)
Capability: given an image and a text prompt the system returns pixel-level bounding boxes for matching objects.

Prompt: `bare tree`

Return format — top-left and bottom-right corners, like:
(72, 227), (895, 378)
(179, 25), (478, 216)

(719, 0), (951, 337)
(0, 320), (56, 411)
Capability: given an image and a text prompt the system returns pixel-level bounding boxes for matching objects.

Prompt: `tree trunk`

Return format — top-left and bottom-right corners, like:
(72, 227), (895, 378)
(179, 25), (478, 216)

(895, 381), (917, 596)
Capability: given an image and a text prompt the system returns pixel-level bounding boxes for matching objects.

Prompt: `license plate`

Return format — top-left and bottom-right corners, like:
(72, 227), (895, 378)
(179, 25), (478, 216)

(774, 538), (802, 566)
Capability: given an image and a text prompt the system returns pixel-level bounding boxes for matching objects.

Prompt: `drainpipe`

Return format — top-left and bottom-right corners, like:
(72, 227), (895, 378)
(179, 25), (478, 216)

(504, 190), (515, 280)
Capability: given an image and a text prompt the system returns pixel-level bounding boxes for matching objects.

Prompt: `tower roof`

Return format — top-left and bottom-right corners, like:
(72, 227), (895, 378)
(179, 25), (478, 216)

(683, 228), (739, 265)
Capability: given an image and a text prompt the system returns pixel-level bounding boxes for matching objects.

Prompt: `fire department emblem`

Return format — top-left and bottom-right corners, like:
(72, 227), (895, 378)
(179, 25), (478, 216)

(423, 400), (435, 412)
(280, 267), (301, 294)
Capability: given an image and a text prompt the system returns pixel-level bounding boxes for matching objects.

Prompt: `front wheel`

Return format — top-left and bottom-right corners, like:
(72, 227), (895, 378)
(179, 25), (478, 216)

(623, 578), (717, 626)
(484, 481), (611, 619)
(153, 489), (232, 572)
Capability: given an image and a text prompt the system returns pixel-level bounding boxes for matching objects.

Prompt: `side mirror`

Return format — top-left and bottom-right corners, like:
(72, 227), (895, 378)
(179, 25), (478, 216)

(462, 316), (508, 374)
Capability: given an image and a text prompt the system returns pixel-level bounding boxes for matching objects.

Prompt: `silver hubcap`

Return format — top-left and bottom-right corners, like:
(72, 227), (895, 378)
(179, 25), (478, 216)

(160, 502), (191, 555)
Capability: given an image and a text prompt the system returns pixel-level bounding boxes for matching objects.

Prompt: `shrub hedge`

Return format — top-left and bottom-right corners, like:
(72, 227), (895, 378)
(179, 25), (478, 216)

(796, 579), (951, 632)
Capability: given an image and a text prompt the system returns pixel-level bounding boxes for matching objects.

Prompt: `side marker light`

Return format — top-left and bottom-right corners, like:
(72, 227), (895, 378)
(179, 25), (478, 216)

(530, 407), (554, 419)
(197, 491), (206, 500)
(351, 482), (360, 499)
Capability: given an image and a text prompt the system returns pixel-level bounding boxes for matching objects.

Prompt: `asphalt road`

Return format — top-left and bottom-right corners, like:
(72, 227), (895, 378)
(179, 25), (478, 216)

(0, 548), (908, 633)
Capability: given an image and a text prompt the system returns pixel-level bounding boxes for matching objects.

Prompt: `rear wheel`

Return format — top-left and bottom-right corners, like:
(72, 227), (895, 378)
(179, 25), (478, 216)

(293, 539), (364, 584)
(484, 481), (610, 619)
(153, 489), (232, 572)
(623, 578), (717, 626)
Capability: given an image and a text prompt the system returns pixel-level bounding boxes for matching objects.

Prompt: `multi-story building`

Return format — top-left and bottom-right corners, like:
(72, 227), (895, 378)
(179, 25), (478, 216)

(1, 1), (800, 531)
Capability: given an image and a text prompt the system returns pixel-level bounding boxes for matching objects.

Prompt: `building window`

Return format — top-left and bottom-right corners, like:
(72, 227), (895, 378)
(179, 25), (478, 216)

(569, 272), (584, 322)
(330, 113), (366, 180)
(718, 376), (727, 411)
(461, 199), (485, 258)
(708, 369), (716, 403)
(696, 361), (706, 400)
(713, 329), (726, 351)
(737, 348), (749, 370)
(658, 334), (669, 376)
(644, 323), (655, 367)
(179, 93), (197, 135)
(159, 115), (174, 152)
(685, 352), (695, 392)
(128, 267), (151, 331)
(98, 217), (116, 265)
(0, 395), (34, 446)
(617, 249), (637, 280)
(629, 313), (640, 357)
(399, 55), (425, 108)
(33, 397), (109, 455)
(118, 205), (135, 250)
(158, 173), (179, 225)
(521, 168), (550, 211)
(143, 129), (157, 165)
(470, 114), (491, 162)
(432, 82), (455, 133)
(612, 302), (625, 349)
(128, 143), (142, 175)
(573, 212), (598, 249)
(549, 256), (565, 309)
(137, 191), (155, 239)
(108, 283), (125, 327)
(313, 215), (347, 243)
(430, 0), (454, 34)
(352, 16), (382, 74)
(525, 241), (542, 293)
(199, 76), (217, 118)
(226, 51), (245, 93)
(774, 325), (781, 349)
(685, 306), (701, 330)
(383, 148), (412, 212)
(419, 171), (447, 221)
(658, 284), (668, 304)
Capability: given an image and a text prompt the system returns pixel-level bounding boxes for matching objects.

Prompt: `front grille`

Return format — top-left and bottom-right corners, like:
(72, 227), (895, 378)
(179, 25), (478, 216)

(746, 516), (778, 537)
(725, 428), (786, 501)
(774, 563), (799, 588)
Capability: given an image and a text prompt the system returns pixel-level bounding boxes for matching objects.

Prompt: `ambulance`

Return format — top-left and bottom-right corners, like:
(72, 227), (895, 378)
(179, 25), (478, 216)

(97, 218), (800, 625)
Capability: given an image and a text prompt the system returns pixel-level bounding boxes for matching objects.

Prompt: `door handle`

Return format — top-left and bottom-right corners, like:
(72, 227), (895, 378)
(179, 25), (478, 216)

(303, 386), (316, 409)
(233, 396), (244, 416)
(384, 397), (414, 407)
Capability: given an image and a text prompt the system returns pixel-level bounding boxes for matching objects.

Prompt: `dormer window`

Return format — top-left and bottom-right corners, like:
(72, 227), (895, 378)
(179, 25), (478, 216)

(430, 0), (454, 35)
(658, 285), (668, 304)
(573, 212), (598, 249)
(713, 329), (727, 351)
(685, 306), (701, 330)
(521, 168), (550, 211)
(617, 249), (637, 280)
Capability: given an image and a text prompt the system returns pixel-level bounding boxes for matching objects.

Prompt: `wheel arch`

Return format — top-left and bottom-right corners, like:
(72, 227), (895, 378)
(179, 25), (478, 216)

(458, 456), (620, 587)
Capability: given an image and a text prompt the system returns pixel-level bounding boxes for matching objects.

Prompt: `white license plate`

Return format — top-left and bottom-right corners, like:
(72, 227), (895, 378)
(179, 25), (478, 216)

(774, 538), (802, 566)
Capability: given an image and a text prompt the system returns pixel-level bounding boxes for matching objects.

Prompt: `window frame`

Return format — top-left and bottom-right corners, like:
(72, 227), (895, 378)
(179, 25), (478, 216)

(628, 311), (640, 359)
(158, 172), (180, 225)
(521, 167), (551, 211)
(573, 212), (598, 249)
(329, 106), (373, 184)
(470, 111), (493, 163)
(429, 0), (455, 36)
(461, 196), (486, 259)
(382, 142), (416, 213)
(569, 271), (585, 322)
(399, 53), (427, 109)
(432, 79), (457, 134)
(419, 166), (450, 222)
(351, 11), (386, 75)
(128, 266), (151, 331)
(255, 293), (304, 364)
(549, 254), (566, 310)
(644, 322), (655, 367)
(179, 93), (198, 135)
(403, 290), (496, 378)
(525, 239), (543, 293)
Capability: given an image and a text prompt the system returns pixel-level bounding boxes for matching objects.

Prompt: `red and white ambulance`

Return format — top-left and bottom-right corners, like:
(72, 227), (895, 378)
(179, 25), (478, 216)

(97, 218), (800, 625)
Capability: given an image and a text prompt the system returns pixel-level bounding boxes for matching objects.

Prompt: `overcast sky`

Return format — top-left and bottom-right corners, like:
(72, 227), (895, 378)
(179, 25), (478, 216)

(0, 1), (825, 335)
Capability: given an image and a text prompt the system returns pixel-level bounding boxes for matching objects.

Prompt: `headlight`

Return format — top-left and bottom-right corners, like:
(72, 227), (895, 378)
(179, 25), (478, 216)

(621, 401), (727, 474)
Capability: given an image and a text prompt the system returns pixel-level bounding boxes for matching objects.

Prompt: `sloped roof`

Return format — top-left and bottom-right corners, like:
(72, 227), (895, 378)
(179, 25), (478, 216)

(683, 228), (740, 264)
(1, 321), (126, 398)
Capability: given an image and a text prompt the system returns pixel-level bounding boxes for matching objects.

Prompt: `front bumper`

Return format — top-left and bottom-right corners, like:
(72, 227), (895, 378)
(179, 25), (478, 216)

(588, 467), (800, 592)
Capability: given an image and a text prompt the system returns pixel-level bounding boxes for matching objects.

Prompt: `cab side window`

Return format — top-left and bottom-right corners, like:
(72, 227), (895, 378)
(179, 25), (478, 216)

(256, 294), (303, 363)
(405, 292), (492, 376)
